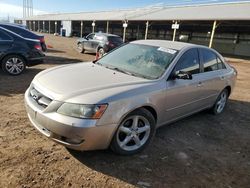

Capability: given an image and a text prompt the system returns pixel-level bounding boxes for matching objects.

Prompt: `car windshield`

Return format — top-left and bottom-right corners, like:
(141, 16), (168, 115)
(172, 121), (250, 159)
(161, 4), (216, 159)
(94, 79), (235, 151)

(96, 43), (177, 79)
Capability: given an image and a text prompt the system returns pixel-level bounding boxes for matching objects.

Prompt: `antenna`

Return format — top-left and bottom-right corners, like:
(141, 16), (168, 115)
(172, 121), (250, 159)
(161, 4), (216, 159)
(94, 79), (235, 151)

(23, 0), (33, 18)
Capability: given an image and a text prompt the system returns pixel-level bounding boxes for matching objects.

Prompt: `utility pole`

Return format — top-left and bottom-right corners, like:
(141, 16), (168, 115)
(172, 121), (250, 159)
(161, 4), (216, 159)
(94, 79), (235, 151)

(23, 0), (33, 18)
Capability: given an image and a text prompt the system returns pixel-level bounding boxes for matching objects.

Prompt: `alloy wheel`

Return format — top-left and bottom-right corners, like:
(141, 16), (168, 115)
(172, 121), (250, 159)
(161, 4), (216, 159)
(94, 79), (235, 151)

(116, 115), (151, 151)
(215, 90), (228, 113)
(5, 57), (25, 75)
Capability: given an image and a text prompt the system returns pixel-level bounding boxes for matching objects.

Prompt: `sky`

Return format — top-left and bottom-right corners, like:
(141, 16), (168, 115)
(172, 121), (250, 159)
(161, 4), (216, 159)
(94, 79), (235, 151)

(0, 0), (249, 19)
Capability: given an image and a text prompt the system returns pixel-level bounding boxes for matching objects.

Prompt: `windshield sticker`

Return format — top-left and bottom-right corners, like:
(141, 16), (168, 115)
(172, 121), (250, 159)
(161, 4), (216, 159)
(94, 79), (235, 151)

(157, 47), (177, 54)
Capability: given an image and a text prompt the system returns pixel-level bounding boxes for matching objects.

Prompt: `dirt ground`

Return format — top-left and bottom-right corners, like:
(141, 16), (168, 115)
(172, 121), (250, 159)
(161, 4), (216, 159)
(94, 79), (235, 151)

(0, 34), (250, 188)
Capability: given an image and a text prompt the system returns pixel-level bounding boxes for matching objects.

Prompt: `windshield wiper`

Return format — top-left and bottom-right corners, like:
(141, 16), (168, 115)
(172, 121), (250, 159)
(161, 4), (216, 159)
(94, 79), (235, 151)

(104, 66), (131, 75)
(105, 65), (153, 79)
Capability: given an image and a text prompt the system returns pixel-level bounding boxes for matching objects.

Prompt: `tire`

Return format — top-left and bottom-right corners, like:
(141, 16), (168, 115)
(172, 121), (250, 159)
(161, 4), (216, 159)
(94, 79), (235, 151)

(211, 89), (229, 115)
(111, 108), (156, 155)
(98, 48), (105, 58)
(77, 43), (84, 53)
(1, 55), (26, 76)
(41, 43), (47, 52)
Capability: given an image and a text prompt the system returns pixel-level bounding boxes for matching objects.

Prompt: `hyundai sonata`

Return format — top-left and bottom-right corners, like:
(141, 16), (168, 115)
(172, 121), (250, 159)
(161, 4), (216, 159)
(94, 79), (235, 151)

(25, 40), (237, 155)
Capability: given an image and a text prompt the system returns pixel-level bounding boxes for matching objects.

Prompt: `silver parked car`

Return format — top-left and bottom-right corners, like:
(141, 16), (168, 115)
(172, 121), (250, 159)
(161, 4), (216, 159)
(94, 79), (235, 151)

(25, 40), (237, 155)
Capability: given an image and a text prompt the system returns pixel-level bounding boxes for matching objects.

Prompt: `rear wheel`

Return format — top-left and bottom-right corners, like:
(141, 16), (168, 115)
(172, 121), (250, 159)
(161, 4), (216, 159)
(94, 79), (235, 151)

(2, 55), (26, 75)
(211, 89), (229, 115)
(77, 43), (84, 53)
(111, 109), (156, 155)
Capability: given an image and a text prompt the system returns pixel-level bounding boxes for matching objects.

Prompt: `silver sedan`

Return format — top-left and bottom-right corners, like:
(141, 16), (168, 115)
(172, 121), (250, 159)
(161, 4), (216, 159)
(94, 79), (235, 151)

(25, 40), (237, 155)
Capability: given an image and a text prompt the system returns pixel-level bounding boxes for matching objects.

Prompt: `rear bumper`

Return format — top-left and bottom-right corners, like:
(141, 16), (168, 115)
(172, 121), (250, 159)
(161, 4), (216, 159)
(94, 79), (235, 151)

(27, 53), (45, 66)
(24, 88), (117, 151)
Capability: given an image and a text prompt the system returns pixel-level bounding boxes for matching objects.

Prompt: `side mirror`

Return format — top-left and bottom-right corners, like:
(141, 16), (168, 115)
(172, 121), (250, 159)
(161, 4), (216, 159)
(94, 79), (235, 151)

(174, 71), (193, 80)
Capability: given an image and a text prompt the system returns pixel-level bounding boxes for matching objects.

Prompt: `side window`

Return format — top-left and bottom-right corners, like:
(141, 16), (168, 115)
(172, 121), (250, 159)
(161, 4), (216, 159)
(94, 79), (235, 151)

(0, 30), (12, 41)
(86, 34), (95, 40)
(201, 49), (226, 72)
(217, 56), (226, 70)
(175, 48), (200, 74)
(94, 35), (104, 41)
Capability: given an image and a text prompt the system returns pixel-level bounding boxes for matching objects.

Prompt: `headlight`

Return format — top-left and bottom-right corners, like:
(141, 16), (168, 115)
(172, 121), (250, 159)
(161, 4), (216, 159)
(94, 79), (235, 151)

(57, 103), (108, 119)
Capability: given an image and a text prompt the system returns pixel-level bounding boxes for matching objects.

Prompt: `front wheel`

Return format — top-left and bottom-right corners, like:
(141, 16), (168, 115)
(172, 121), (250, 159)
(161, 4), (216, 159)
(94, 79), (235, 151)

(211, 89), (229, 115)
(111, 109), (156, 155)
(2, 55), (26, 75)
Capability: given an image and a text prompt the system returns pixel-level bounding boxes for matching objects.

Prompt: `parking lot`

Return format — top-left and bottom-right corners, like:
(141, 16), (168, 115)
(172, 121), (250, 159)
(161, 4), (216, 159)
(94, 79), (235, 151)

(0, 34), (250, 188)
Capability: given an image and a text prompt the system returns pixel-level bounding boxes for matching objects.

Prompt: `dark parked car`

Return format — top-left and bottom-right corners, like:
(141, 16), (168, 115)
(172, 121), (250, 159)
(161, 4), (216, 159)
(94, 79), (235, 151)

(77, 33), (123, 57)
(0, 26), (45, 75)
(0, 23), (47, 51)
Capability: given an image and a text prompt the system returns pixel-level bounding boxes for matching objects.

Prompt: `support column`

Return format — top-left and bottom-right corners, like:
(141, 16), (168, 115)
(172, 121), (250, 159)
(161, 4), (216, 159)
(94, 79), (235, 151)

(55, 21), (57, 33)
(145, 21), (149, 40)
(92, 21), (95, 33)
(38, 21), (40, 31)
(106, 21), (109, 33)
(172, 20), (177, 41)
(33, 21), (35, 31)
(80, 21), (83, 37)
(123, 21), (128, 42)
(49, 21), (51, 34)
(43, 21), (45, 32)
(209, 20), (217, 48)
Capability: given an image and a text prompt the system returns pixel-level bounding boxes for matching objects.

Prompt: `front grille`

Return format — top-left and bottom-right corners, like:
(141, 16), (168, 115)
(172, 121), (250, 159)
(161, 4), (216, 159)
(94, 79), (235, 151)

(29, 87), (52, 109)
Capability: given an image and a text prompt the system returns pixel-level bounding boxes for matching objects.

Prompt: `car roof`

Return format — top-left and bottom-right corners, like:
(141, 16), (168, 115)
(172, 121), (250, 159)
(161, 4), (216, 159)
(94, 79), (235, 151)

(94, 32), (121, 37)
(131, 40), (200, 50)
(0, 23), (27, 28)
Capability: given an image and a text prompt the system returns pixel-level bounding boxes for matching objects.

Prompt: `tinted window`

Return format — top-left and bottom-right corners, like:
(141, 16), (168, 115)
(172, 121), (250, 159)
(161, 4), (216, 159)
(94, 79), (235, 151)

(86, 34), (95, 40)
(0, 30), (12, 41)
(108, 36), (123, 44)
(175, 48), (200, 74)
(201, 49), (226, 72)
(1, 25), (37, 38)
(217, 56), (226, 70)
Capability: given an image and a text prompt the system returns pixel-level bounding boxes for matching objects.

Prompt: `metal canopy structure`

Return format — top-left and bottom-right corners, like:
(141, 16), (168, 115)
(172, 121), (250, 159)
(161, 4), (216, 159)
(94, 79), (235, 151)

(23, 2), (250, 21)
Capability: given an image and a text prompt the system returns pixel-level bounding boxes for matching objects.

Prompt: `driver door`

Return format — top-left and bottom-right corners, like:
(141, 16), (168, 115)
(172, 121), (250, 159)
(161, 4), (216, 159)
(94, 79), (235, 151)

(84, 33), (95, 51)
(164, 48), (205, 122)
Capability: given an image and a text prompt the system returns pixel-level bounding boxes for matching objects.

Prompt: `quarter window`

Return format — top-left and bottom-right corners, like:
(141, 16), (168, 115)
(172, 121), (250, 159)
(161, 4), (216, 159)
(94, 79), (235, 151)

(201, 49), (226, 72)
(175, 48), (200, 74)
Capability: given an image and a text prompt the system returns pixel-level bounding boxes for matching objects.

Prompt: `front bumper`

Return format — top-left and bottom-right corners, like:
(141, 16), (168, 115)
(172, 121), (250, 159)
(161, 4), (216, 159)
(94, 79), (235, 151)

(24, 88), (117, 151)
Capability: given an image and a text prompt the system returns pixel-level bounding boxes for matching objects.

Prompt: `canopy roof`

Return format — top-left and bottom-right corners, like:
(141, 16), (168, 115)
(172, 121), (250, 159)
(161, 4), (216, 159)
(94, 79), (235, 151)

(23, 2), (250, 21)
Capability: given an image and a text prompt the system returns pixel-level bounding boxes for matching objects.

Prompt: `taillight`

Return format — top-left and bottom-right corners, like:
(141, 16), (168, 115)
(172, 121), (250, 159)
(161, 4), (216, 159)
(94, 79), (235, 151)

(34, 44), (42, 51)
(39, 37), (45, 43)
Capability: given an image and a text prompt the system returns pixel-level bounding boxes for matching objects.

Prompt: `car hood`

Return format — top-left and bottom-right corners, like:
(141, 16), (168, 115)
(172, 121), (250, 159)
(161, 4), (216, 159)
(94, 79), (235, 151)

(33, 62), (150, 101)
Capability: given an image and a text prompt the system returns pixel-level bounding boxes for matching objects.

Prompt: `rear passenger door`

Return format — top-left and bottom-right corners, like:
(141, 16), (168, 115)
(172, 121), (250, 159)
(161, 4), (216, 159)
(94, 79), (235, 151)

(92, 35), (104, 52)
(0, 30), (13, 57)
(198, 48), (228, 106)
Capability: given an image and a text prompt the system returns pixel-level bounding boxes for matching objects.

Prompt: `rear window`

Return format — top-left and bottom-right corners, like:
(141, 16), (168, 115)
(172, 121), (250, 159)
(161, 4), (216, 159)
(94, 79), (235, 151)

(108, 36), (123, 43)
(201, 49), (226, 72)
(1, 25), (37, 39)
